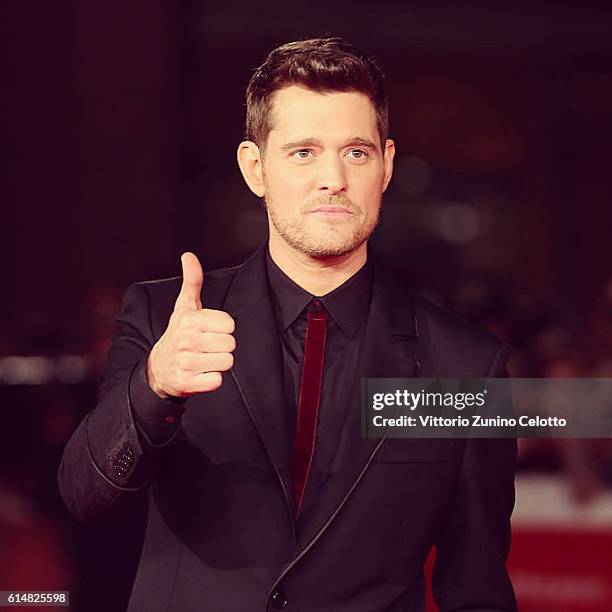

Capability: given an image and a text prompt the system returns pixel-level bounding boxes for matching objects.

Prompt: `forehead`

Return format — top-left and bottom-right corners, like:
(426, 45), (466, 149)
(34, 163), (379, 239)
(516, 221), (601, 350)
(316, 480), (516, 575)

(267, 85), (378, 143)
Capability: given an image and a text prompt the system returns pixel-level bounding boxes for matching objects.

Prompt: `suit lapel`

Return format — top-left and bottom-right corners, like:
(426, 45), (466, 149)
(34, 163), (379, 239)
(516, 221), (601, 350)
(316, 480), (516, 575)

(281, 256), (422, 569)
(221, 245), (425, 571)
(223, 245), (296, 522)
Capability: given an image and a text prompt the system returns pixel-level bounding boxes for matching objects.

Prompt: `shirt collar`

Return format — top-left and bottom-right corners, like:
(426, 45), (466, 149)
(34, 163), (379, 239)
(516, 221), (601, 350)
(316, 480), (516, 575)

(265, 246), (373, 339)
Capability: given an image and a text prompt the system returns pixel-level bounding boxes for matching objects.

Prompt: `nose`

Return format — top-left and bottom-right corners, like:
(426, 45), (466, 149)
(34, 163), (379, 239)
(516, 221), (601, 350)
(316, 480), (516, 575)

(317, 154), (347, 195)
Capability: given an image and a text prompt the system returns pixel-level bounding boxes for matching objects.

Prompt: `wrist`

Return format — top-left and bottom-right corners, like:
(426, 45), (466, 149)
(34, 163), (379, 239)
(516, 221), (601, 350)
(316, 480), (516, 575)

(146, 348), (169, 400)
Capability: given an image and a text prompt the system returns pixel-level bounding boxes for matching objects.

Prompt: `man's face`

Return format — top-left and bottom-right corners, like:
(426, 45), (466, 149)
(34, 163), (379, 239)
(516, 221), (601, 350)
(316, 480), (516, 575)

(260, 85), (394, 258)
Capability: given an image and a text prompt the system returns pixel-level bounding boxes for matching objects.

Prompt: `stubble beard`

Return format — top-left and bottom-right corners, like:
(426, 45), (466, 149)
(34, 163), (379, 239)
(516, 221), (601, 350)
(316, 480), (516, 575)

(264, 192), (381, 258)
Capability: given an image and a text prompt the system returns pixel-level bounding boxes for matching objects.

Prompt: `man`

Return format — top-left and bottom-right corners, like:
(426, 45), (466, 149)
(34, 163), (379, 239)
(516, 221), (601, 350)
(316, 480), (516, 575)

(58, 38), (517, 611)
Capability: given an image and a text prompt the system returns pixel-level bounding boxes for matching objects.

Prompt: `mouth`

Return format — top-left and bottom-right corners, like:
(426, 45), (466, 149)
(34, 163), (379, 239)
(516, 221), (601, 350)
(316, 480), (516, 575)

(310, 205), (354, 218)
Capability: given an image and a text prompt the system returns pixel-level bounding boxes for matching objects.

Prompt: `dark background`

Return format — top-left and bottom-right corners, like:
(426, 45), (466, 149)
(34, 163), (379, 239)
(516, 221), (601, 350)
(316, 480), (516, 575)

(2, 2), (611, 611)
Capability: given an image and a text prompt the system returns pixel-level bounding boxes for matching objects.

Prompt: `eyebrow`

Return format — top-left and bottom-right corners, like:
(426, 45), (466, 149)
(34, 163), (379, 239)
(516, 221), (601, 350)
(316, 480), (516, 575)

(280, 137), (378, 152)
(346, 137), (378, 150)
(280, 138), (321, 152)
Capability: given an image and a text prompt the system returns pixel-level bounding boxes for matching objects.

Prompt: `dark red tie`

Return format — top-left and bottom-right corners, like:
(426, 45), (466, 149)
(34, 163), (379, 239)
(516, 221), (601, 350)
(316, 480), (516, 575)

(292, 299), (328, 516)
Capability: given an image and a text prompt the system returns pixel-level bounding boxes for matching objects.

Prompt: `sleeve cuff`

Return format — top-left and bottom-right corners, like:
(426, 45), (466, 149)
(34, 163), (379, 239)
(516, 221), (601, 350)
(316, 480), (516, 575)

(129, 356), (185, 445)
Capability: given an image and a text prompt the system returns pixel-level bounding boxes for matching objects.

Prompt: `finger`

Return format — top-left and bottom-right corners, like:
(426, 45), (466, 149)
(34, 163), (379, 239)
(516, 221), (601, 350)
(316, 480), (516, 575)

(189, 309), (235, 334)
(175, 252), (203, 310)
(178, 352), (234, 373)
(182, 371), (223, 394)
(180, 332), (236, 353)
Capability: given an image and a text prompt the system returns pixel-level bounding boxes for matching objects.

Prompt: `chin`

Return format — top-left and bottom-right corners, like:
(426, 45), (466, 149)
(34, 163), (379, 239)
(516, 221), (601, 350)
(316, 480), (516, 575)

(291, 233), (369, 259)
(271, 213), (378, 259)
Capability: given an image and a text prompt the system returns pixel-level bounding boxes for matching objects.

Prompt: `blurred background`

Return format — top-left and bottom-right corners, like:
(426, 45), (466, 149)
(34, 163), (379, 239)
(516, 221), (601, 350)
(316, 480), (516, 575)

(2, 1), (612, 610)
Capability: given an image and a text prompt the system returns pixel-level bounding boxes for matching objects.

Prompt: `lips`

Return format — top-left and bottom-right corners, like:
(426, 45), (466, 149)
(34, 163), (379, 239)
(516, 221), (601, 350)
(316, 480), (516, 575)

(311, 205), (354, 215)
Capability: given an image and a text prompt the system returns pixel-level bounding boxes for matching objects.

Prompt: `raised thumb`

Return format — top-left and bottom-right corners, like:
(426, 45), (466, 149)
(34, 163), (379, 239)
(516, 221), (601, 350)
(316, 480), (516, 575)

(175, 252), (203, 310)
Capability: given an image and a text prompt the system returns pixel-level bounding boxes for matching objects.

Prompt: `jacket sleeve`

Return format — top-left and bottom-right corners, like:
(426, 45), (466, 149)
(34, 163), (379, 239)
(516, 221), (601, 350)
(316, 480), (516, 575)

(57, 282), (185, 523)
(432, 344), (518, 612)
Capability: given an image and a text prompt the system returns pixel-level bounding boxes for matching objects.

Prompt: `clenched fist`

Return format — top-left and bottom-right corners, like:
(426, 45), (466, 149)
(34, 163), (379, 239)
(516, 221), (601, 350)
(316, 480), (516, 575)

(146, 252), (236, 399)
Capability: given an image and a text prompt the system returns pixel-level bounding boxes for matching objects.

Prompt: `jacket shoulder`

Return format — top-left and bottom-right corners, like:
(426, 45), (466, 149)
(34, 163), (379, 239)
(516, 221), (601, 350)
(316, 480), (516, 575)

(135, 263), (239, 300)
(128, 263), (241, 338)
(411, 292), (509, 376)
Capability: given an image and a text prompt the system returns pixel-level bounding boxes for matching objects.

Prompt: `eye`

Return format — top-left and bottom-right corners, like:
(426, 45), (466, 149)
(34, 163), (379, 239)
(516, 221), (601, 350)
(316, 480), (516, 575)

(346, 148), (368, 160)
(291, 149), (314, 160)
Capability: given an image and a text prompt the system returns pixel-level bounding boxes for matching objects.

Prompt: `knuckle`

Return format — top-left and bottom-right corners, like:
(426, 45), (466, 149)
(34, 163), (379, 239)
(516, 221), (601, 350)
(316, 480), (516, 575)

(206, 372), (223, 391)
(176, 336), (191, 352)
(211, 353), (232, 371)
(172, 310), (185, 326)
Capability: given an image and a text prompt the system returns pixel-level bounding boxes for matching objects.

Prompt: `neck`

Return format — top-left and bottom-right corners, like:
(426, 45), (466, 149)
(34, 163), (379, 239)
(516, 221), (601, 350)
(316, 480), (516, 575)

(268, 235), (368, 296)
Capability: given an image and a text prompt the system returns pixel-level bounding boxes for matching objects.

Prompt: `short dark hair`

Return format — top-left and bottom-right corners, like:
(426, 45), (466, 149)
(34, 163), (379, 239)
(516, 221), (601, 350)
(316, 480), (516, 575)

(245, 37), (389, 151)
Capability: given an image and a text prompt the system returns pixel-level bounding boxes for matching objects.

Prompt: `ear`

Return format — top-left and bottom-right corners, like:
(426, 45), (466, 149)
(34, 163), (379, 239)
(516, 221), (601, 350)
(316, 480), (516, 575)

(382, 138), (395, 193)
(237, 141), (265, 197)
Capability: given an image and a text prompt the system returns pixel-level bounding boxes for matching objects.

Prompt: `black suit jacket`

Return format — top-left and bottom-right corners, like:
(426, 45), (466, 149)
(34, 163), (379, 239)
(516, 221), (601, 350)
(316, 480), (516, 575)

(58, 244), (517, 612)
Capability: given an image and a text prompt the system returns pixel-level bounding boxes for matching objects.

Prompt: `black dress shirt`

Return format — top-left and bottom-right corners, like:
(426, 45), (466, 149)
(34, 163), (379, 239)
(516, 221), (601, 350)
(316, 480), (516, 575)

(265, 248), (373, 521)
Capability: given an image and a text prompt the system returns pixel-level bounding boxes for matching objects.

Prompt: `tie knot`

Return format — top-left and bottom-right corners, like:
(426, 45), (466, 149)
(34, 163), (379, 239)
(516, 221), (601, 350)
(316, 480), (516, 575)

(308, 298), (324, 312)
(307, 299), (328, 320)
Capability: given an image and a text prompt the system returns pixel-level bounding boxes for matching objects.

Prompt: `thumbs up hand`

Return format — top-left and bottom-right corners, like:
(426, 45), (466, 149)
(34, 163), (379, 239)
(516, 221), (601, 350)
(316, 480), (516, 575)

(147, 252), (236, 399)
